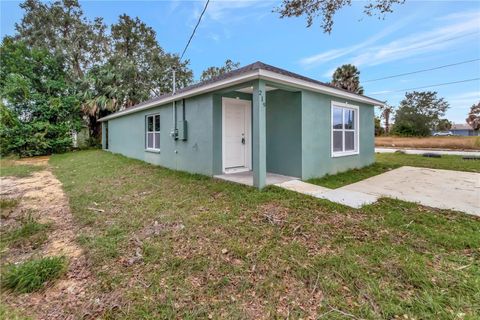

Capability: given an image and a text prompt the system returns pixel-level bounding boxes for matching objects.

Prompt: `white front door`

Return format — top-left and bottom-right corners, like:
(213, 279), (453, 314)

(222, 97), (251, 172)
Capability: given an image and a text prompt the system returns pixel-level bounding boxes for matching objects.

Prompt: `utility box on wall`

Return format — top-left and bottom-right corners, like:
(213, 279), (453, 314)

(177, 120), (188, 141)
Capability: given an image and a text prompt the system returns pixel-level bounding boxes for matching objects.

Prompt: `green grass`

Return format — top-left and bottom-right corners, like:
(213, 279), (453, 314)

(309, 153), (480, 188)
(0, 159), (44, 178)
(0, 215), (50, 252)
(0, 303), (31, 320)
(1, 256), (66, 293)
(41, 150), (480, 319)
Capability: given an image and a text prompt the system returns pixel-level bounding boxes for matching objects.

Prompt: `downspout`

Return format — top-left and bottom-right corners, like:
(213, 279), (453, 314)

(171, 68), (177, 140)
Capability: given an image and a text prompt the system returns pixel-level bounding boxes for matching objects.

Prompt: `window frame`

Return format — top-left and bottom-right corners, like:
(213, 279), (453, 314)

(145, 113), (160, 152)
(331, 101), (360, 158)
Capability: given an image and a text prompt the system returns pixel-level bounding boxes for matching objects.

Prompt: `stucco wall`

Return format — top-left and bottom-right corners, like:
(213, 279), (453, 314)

(266, 90), (302, 177)
(301, 91), (375, 180)
(106, 93), (214, 175)
(104, 85), (375, 180)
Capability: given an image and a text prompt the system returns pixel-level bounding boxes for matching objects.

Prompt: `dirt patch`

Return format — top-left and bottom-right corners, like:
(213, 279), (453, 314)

(0, 158), (117, 319)
(14, 156), (50, 166)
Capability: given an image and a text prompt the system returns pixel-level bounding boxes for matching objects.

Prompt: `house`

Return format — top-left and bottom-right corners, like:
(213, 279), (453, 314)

(99, 62), (384, 189)
(451, 123), (479, 136)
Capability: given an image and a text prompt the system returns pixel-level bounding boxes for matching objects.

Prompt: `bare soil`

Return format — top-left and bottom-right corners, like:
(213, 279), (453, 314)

(0, 157), (117, 319)
(375, 136), (480, 150)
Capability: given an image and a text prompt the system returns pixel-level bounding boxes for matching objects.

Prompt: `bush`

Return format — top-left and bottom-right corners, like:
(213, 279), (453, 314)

(0, 39), (82, 157)
(1, 256), (67, 293)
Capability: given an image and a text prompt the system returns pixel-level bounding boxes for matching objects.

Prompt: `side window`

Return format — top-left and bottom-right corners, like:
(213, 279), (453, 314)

(146, 114), (160, 150)
(332, 104), (358, 156)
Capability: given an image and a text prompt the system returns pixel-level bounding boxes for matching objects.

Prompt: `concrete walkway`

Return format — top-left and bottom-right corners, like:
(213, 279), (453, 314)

(276, 180), (378, 209)
(276, 166), (480, 216)
(375, 147), (480, 157)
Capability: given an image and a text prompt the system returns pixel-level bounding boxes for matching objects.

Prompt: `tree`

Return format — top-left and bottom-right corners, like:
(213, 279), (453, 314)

(380, 105), (394, 134)
(392, 91), (449, 136)
(331, 64), (364, 94)
(374, 117), (384, 136)
(436, 119), (452, 132)
(276, 0), (406, 33)
(15, 0), (109, 81)
(108, 14), (193, 107)
(200, 60), (240, 82)
(466, 102), (480, 131)
(0, 38), (82, 156)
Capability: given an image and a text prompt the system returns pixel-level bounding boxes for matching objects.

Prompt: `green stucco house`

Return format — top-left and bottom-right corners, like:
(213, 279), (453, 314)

(99, 62), (384, 189)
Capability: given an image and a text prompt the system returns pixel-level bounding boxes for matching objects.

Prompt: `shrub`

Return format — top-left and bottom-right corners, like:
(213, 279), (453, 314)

(1, 256), (67, 293)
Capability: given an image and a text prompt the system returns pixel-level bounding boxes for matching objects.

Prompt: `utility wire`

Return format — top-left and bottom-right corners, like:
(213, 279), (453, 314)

(180, 0), (210, 62)
(369, 78), (480, 95)
(364, 58), (480, 83)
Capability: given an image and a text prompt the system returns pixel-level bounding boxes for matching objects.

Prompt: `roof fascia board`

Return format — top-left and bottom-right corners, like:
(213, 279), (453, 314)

(99, 70), (260, 121)
(258, 69), (385, 106)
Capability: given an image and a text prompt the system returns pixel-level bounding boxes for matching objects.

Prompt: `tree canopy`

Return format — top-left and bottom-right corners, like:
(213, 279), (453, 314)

(392, 91), (449, 136)
(276, 0), (406, 33)
(200, 60), (240, 82)
(466, 102), (480, 131)
(330, 64), (364, 94)
(9, 0), (194, 146)
(0, 38), (82, 156)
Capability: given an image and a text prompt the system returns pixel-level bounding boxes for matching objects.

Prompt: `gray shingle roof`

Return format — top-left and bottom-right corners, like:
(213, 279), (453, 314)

(452, 123), (474, 130)
(102, 61), (384, 120)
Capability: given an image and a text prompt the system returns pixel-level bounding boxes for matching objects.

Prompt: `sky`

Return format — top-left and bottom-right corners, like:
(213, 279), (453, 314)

(1, 0), (479, 123)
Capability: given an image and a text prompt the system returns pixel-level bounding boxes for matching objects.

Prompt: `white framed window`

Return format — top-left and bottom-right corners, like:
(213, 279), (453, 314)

(146, 114), (160, 151)
(331, 102), (359, 157)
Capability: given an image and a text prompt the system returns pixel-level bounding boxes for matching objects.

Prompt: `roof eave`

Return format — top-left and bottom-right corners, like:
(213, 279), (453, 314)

(99, 70), (260, 122)
(258, 69), (385, 107)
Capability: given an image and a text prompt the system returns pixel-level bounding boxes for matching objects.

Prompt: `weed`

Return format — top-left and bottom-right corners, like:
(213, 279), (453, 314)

(0, 215), (50, 251)
(1, 256), (67, 293)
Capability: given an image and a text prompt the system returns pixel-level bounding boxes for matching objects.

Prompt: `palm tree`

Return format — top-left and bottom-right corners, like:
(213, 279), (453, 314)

(380, 105), (394, 135)
(80, 66), (121, 142)
(331, 64), (364, 94)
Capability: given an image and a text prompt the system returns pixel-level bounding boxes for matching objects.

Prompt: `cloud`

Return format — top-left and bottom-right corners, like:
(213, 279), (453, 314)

(299, 13), (418, 68)
(300, 9), (480, 68)
(350, 12), (480, 67)
(447, 91), (480, 108)
(189, 0), (273, 24)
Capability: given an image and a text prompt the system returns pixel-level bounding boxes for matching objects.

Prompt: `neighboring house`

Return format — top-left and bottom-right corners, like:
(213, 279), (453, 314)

(451, 123), (479, 136)
(99, 62), (384, 189)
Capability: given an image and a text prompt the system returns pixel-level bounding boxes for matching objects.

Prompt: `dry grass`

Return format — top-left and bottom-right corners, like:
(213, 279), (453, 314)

(375, 136), (480, 150)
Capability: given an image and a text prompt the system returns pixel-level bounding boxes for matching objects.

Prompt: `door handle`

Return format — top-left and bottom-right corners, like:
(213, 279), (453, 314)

(241, 137), (245, 144)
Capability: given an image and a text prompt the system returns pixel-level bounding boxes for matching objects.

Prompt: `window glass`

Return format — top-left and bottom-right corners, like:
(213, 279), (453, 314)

(344, 109), (355, 130)
(332, 105), (358, 155)
(155, 115), (160, 131)
(147, 116), (153, 132)
(146, 114), (160, 150)
(332, 107), (343, 129)
(154, 133), (160, 149)
(333, 131), (343, 152)
(147, 132), (154, 149)
(345, 131), (355, 151)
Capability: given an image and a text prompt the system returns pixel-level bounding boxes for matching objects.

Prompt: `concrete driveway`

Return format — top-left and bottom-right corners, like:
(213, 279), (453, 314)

(341, 166), (480, 216)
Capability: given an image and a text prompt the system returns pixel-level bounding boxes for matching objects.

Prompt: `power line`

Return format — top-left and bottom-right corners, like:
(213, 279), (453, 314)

(180, 0), (210, 62)
(369, 78), (480, 95)
(364, 58), (480, 82)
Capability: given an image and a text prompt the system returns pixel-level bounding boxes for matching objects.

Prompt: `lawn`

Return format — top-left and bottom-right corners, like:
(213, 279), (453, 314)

(309, 153), (480, 189)
(375, 136), (480, 150)
(40, 150), (480, 319)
